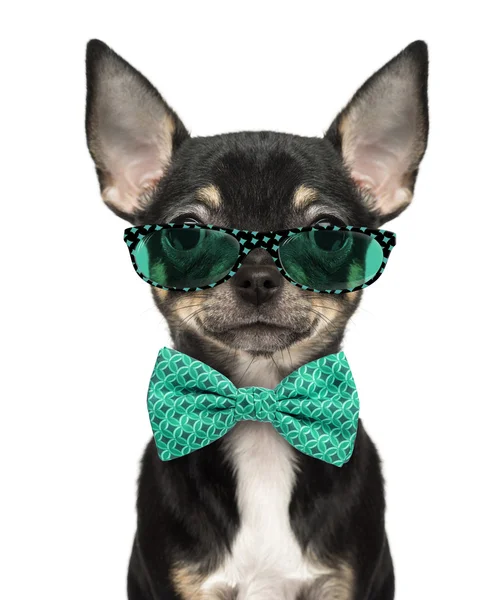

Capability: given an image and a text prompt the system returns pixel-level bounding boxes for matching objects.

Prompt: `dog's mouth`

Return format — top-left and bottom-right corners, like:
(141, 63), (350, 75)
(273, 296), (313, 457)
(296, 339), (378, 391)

(208, 317), (302, 330)
(233, 322), (293, 332)
(165, 283), (340, 355)
(201, 315), (318, 354)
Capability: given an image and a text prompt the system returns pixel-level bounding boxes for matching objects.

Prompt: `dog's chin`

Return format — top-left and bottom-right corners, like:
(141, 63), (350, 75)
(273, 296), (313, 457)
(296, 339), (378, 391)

(203, 323), (313, 355)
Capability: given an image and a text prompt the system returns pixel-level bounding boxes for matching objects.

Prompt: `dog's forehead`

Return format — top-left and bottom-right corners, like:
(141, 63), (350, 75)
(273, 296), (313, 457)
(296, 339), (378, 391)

(148, 131), (367, 229)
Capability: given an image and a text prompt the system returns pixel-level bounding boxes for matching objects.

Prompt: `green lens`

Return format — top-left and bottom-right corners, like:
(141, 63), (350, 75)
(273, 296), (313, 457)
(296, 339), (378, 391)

(279, 229), (384, 291)
(132, 228), (240, 289)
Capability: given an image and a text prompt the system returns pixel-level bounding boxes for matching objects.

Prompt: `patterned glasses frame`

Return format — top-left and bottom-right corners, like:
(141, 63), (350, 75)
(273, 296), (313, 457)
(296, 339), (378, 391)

(123, 223), (397, 294)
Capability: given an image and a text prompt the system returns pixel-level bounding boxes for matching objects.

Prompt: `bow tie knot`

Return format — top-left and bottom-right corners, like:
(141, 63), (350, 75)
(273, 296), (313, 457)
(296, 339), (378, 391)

(235, 387), (277, 422)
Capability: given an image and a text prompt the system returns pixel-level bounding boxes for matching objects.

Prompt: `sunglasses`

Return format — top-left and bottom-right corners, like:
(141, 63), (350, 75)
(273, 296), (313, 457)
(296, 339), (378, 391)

(123, 223), (396, 294)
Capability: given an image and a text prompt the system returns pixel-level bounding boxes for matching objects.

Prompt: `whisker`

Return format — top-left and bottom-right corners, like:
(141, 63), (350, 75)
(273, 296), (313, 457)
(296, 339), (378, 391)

(270, 355), (285, 380)
(309, 308), (342, 337)
(168, 308), (205, 332)
(302, 290), (372, 317)
(235, 356), (256, 387)
(308, 305), (344, 312)
(167, 304), (207, 313)
(221, 345), (238, 369)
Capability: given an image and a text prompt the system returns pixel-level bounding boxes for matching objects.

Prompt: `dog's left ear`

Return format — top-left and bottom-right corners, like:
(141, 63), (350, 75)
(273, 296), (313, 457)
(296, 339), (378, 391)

(326, 41), (429, 224)
(85, 40), (189, 221)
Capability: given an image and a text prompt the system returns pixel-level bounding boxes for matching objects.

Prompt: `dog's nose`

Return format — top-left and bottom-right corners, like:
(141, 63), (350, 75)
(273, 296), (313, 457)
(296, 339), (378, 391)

(232, 265), (282, 305)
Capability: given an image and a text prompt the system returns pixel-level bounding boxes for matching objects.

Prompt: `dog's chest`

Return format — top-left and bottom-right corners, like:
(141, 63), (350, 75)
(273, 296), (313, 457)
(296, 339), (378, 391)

(201, 360), (325, 599)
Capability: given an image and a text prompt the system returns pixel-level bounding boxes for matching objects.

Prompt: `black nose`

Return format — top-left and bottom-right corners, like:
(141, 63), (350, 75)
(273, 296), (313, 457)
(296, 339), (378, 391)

(232, 265), (282, 305)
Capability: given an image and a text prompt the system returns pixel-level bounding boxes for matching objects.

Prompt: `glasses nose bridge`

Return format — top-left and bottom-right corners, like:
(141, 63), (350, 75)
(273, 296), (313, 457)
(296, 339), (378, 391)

(238, 229), (283, 267)
(240, 246), (277, 267)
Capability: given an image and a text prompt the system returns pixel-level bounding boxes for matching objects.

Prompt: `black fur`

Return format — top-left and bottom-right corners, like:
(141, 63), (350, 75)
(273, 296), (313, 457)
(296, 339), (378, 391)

(85, 39), (429, 600)
(128, 427), (390, 600)
(144, 132), (373, 230)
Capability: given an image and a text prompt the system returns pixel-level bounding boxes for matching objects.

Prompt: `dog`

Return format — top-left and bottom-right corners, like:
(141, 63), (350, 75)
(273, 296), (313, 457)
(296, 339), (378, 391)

(85, 39), (428, 600)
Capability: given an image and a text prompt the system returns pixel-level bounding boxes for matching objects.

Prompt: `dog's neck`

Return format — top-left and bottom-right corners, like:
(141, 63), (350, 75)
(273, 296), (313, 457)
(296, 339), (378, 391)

(171, 329), (343, 389)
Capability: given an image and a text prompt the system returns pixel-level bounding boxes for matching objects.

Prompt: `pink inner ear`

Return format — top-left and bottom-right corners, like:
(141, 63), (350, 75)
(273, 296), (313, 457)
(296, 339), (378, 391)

(102, 147), (165, 214)
(348, 140), (413, 215)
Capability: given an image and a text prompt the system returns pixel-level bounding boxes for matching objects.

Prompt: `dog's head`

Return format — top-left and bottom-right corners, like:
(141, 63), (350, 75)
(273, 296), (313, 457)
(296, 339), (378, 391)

(85, 40), (428, 373)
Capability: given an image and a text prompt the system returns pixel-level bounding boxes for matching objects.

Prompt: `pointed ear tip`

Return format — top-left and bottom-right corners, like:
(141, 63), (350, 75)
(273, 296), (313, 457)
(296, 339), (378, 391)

(87, 39), (106, 52)
(86, 39), (114, 64)
(404, 40), (429, 63)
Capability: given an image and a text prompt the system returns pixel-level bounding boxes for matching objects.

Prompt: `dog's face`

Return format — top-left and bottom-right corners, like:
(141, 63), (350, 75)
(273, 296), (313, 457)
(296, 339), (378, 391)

(140, 133), (374, 358)
(86, 40), (428, 364)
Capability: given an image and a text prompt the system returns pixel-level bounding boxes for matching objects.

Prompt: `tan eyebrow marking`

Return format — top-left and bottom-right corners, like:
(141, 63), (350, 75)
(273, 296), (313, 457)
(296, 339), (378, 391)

(292, 185), (319, 209)
(196, 184), (222, 209)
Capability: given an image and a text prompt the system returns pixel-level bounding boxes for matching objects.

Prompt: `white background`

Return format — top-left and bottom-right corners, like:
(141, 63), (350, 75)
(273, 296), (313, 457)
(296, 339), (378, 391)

(1, 2), (499, 599)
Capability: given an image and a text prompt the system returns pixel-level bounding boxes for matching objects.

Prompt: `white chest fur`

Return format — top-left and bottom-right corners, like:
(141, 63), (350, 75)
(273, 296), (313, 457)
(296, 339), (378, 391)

(200, 356), (328, 599)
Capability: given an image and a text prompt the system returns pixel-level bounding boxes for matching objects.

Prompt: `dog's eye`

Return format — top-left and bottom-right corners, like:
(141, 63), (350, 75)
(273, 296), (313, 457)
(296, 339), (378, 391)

(171, 214), (204, 225)
(311, 217), (348, 251)
(312, 217), (344, 228)
(310, 229), (349, 252)
(162, 228), (206, 251)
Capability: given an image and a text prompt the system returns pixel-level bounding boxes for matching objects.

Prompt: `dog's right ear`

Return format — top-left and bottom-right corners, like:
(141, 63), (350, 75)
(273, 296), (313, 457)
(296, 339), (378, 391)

(325, 41), (429, 224)
(85, 40), (189, 221)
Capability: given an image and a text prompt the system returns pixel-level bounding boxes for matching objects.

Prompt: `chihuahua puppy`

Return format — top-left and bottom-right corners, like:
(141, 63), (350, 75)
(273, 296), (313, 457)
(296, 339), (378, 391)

(85, 40), (428, 600)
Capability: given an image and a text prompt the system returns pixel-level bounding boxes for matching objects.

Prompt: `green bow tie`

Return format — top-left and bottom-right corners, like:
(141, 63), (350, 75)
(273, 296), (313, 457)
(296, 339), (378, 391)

(147, 348), (359, 466)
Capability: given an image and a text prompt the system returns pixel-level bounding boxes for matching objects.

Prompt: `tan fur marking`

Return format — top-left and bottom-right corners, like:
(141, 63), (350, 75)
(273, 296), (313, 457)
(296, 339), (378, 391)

(344, 290), (361, 304)
(293, 185), (319, 210)
(171, 565), (235, 600)
(309, 295), (345, 332)
(171, 565), (204, 600)
(196, 184), (222, 209)
(168, 294), (208, 333)
(302, 552), (355, 600)
(174, 293), (205, 312)
(153, 288), (169, 301)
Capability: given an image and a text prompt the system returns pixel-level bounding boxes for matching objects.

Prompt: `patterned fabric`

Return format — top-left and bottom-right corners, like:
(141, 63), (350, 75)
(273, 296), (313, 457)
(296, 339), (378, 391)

(148, 348), (359, 466)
